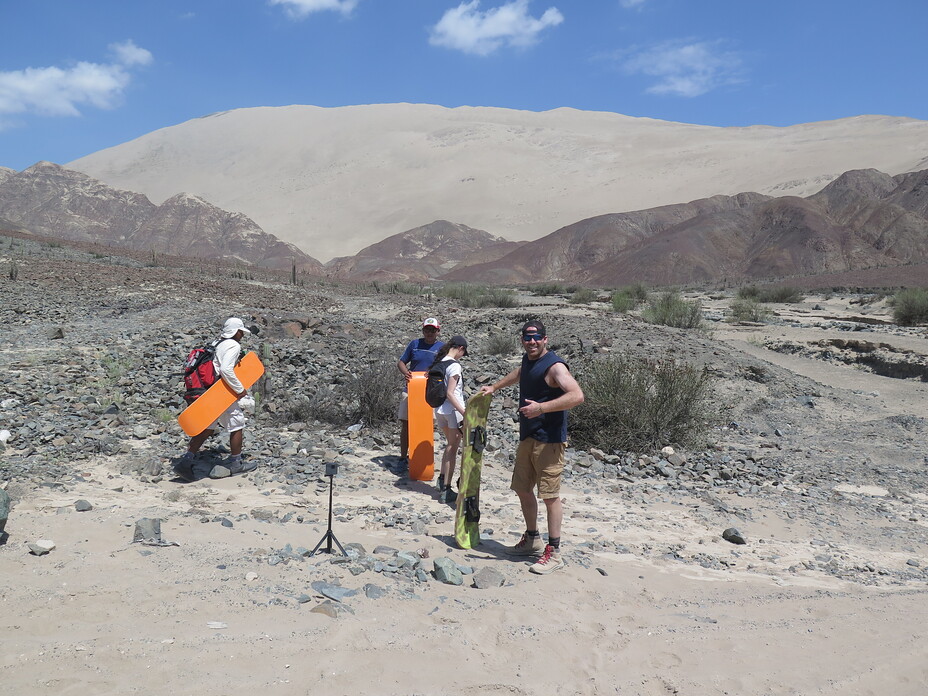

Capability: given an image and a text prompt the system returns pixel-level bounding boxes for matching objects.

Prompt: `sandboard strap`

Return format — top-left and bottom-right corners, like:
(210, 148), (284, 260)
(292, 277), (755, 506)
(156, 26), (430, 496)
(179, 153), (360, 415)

(464, 495), (480, 523)
(469, 426), (487, 454)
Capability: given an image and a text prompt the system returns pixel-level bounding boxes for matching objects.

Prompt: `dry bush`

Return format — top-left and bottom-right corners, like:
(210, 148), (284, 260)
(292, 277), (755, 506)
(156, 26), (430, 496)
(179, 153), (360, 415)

(892, 288), (928, 326)
(571, 351), (719, 453)
(642, 291), (703, 329)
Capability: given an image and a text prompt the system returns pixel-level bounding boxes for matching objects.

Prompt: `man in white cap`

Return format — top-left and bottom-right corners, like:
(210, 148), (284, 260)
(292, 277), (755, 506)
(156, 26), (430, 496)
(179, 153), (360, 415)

(395, 317), (444, 467)
(173, 317), (257, 480)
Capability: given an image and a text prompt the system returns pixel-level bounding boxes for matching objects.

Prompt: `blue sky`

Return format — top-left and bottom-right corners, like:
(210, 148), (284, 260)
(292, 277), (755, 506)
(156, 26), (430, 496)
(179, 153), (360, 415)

(2, 0), (926, 172)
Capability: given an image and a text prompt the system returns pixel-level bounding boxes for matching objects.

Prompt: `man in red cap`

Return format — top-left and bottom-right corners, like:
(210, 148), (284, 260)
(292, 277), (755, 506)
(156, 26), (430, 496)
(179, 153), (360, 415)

(395, 317), (444, 466)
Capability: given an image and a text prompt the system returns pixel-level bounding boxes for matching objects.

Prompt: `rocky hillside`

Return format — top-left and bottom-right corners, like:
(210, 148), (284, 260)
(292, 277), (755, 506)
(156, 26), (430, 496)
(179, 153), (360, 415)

(0, 162), (323, 272)
(451, 168), (928, 286)
(325, 219), (522, 282)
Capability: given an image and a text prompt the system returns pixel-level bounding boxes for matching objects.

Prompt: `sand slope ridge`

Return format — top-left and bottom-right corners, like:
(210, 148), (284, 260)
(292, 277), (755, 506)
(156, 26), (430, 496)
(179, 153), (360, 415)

(68, 104), (928, 262)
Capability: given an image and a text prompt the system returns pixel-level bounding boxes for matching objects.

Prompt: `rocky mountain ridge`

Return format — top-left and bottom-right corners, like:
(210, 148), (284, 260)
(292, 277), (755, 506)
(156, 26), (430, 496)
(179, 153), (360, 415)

(3, 162), (928, 287)
(0, 162), (323, 273)
(325, 219), (522, 282)
(451, 168), (928, 286)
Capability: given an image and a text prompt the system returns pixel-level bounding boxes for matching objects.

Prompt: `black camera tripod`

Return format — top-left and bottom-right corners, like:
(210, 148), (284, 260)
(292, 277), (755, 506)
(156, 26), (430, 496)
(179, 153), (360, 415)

(309, 461), (346, 557)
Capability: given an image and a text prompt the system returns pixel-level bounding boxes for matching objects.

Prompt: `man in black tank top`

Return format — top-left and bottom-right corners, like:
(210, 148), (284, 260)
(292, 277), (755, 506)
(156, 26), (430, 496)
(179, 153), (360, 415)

(480, 319), (585, 574)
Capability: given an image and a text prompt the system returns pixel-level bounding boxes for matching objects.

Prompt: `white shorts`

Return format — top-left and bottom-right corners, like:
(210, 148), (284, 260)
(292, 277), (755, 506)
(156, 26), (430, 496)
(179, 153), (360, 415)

(397, 391), (408, 420)
(208, 402), (246, 433)
(436, 410), (463, 430)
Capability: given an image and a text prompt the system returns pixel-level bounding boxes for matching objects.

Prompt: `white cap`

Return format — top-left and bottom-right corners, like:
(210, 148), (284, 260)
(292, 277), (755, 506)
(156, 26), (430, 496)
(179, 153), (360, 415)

(221, 317), (251, 338)
(422, 317), (441, 329)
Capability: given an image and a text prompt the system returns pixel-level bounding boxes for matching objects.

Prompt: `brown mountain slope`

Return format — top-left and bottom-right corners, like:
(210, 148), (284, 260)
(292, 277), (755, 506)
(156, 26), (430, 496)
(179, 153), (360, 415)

(443, 193), (769, 284)
(0, 162), (323, 272)
(325, 219), (521, 282)
(450, 168), (928, 287)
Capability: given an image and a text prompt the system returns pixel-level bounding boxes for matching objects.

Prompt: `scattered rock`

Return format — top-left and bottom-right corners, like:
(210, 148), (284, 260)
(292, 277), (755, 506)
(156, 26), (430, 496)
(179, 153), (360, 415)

(722, 528), (747, 545)
(133, 518), (162, 543)
(433, 557), (464, 585)
(472, 566), (505, 589)
(28, 539), (56, 555)
(310, 581), (358, 602)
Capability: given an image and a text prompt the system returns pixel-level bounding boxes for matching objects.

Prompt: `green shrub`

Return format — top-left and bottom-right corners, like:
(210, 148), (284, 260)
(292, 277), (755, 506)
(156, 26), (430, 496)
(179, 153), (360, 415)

(892, 288), (928, 326)
(571, 351), (719, 453)
(568, 288), (597, 304)
(533, 282), (566, 296)
(738, 285), (803, 303)
(278, 359), (402, 428)
(438, 283), (517, 308)
(728, 298), (771, 323)
(611, 291), (636, 313)
(372, 281), (423, 295)
(624, 283), (649, 301)
(642, 291), (703, 329)
(485, 333), (518, 355)
(282, 390), (347, 426)
(483, 287), (519, 308)
(349, 358), (401, 425)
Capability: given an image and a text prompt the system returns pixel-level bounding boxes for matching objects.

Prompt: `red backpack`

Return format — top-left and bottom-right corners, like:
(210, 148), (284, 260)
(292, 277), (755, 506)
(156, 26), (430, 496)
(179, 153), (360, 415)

(183, 339), (231, 404)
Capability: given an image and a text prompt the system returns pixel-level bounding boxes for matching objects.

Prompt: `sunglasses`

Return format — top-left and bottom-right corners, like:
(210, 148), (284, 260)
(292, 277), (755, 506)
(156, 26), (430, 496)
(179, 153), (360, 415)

(521, 333), (545, 342)
(423, 326), (439, 331)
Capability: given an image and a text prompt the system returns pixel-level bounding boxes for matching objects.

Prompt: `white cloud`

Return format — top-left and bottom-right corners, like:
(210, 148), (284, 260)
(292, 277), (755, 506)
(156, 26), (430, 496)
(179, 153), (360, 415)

(622, 39), (744, 97)
(0, 41), (152, 119)
(269, 0), (359, 19)
(429, 0), (564, 56)
(110, 40), (153, 67)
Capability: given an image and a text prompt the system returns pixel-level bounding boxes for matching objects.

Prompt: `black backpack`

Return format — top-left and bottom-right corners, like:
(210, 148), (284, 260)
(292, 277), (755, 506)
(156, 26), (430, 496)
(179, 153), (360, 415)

(425, 358), (456, 408)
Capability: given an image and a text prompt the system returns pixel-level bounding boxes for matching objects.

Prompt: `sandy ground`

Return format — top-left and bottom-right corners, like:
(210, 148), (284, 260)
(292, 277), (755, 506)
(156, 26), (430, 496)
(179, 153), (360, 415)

(4, 291), (928, 695)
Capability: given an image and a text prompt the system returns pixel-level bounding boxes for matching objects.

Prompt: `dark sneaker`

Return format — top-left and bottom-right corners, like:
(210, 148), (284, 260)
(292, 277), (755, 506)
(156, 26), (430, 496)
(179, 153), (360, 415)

(439, 487), (457, 505)
(529, 545), (564, 575)
(172, 452), (196, 482)
(507, 533), (545, 557)
(209, 457), (257, 479)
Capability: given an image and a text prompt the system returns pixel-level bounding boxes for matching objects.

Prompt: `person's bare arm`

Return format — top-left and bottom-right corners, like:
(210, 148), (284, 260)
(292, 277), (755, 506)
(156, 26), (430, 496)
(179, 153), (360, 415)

(518, 362), (584, 418)
(479, 366), (520, 395)
(445, 373), (465, 415)
(397, 359), (412, 382)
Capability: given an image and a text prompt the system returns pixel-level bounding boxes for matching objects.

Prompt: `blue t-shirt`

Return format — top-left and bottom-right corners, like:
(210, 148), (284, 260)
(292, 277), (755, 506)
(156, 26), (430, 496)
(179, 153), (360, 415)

(400, 338), (444, 372)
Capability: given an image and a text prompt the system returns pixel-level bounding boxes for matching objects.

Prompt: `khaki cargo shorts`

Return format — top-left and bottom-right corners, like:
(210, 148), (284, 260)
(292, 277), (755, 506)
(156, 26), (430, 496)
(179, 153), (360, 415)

(511, 437), (566, 499)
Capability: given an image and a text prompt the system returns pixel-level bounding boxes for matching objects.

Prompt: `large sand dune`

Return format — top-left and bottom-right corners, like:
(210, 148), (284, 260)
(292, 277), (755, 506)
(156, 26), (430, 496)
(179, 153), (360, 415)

(68, 104), (928, 262)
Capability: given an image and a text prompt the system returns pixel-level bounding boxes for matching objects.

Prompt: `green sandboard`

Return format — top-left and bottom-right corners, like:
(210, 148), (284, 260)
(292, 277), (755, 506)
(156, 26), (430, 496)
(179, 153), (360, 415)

(454, 392), (492, 549)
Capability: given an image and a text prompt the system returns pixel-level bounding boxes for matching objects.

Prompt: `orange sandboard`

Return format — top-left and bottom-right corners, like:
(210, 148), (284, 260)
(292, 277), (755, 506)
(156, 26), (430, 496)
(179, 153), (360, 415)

(407, 371), (435, 481)
(178, 351), (265, 436)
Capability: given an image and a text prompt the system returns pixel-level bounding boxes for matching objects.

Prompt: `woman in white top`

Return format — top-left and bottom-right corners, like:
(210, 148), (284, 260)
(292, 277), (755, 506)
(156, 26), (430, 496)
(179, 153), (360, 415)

(429, 335), (468, 505)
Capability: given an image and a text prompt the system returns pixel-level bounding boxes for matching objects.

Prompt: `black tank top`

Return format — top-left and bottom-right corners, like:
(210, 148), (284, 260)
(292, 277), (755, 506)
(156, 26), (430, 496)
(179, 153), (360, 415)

(519, 350), (568, 443)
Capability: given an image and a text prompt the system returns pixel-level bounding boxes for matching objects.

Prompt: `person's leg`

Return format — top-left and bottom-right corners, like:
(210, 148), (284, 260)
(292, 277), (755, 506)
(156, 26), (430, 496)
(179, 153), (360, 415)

(441, 425), (462, 486)
(397, 393), (409, 460)
(187, 429), (212, 454)
(536, 442), (566, 543)
(507, 439), (544, 555)
(209, 405), (254, 477)
(516, 488), (539, 531)
(229, 428), (243, 457)
(529, 443), (567, 574)
(542, 496), (563, 540)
